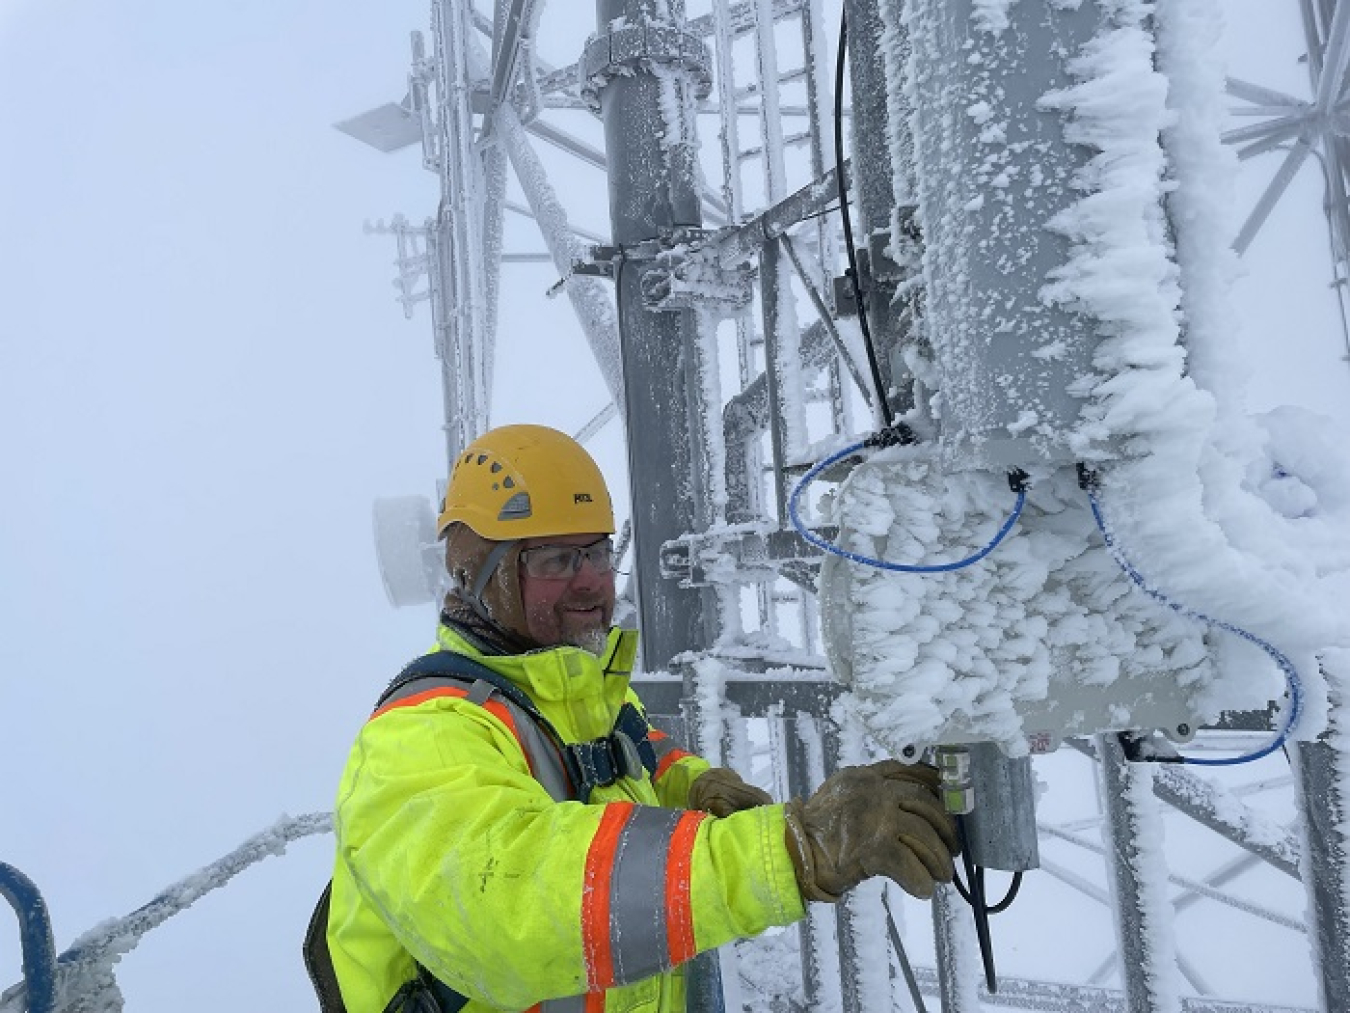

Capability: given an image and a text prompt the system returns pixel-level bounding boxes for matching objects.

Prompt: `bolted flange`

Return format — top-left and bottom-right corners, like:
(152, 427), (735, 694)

(579, 24), (713, 111)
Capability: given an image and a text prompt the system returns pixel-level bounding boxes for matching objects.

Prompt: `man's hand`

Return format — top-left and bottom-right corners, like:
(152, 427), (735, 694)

(687, 767), (774, 817)
(783, 760), (958, 902)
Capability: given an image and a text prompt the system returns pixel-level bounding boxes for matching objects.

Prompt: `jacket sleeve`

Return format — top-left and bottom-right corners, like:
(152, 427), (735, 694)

(627, 688), (712, 809)
(335, 695), (803, 1011)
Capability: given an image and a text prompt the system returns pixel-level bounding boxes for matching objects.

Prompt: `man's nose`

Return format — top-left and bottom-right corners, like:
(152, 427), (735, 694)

(569, 554), (608, 586)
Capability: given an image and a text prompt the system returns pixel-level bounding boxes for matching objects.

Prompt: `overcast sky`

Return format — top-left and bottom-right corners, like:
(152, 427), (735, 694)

(1, 1), (1345, 1010)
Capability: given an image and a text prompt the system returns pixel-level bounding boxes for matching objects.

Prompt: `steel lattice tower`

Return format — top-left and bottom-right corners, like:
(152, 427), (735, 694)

(345, 2), (1350, 1012)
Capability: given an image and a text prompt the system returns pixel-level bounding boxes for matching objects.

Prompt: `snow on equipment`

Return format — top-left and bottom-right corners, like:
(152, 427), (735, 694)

(811, 0), (1348, 1007)
(823, 0), (1242, 754)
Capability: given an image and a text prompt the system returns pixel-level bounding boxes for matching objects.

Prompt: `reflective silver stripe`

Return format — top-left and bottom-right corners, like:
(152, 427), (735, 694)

(539, 995), (587, 1013)
(608, 807), (684, 984)
(501, 696), (572, 801)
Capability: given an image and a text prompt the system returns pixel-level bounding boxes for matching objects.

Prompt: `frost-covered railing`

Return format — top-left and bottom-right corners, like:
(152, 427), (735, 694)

(0, 864), (56, 1013)
(0, 813), (330, 1013)
(905, 963), (1317, 1013)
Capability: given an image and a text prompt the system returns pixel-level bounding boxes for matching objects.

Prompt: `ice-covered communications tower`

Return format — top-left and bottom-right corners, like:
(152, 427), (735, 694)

(348, 1), (1350, 1011)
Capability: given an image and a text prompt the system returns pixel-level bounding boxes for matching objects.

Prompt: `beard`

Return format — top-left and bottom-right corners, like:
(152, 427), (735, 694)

(566, 623), (610, 657)
(556, 596), (612, 656)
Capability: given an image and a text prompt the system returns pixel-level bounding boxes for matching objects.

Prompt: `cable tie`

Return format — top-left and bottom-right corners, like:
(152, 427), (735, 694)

(864, 421), (919, 450)
(1118, 731), (1183, 764)
(1076, 463), (1099, 493)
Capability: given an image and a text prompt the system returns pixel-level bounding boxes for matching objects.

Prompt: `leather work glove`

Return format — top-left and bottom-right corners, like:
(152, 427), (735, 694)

(783, 760), (959, 903)
(687, 766), (775, 817)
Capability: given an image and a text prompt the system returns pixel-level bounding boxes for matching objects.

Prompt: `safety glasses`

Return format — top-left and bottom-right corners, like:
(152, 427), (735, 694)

(519, 538), (616, 580)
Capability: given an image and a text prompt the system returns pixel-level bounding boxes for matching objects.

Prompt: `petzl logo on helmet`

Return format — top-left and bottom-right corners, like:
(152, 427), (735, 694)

(574, 493), (593, 504)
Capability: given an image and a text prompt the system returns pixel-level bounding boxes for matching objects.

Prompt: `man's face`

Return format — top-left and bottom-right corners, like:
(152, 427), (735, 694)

(518, 532), (616, 655)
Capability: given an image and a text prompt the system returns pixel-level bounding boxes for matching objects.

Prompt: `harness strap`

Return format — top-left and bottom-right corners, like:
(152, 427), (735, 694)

(465, 679), (496, 707)
(618, 702), (659, 775)
(466, 539), (517, 619)
(565, 703), (659, 791)
(377, 650), (659, 802)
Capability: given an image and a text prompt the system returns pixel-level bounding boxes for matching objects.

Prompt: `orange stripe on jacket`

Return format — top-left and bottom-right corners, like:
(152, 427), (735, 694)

(648, 727), (695, 780)
(370, 686), (471, 720)
(581, 803), (635, 989)
(654, 748), (694, 780)
(664, 810), (707, 966)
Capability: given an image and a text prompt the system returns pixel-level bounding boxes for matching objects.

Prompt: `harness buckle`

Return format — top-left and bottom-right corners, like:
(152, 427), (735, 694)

(610, 730), (645, 782)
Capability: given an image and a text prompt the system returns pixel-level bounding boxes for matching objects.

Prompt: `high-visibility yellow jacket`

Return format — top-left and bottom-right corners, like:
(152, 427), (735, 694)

(329, 625), (805, 1012)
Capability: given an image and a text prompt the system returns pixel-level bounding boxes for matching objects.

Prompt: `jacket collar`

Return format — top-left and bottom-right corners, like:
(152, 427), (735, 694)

(434, 624), (640, 741)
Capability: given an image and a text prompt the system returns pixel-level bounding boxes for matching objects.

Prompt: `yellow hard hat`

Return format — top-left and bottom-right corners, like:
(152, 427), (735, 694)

(438, 424), (615, 541)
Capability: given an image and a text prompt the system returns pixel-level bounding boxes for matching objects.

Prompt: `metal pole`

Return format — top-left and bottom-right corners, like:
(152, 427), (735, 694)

(932, 884), (982, 1013)
(814, 720), (867, 1013)
(753, 0), (807, 487)
(841, 0), (893, 234)
(898, 0), (1113, 468)
(758, 241), (794, 520)
(784, 712), (835, 1009)
(493, 105), (626, 406)
(1096, 734), (1183, 1013)
(589, 0), (717, 670)
(843, 0), (913, 416)
(708, 0), (779, 631)
(1291, 666), (1350, 1013)
(1152, 764), (1302, 878)
(425, 1), (492, 465)
(480, 143), (506, 404)
(962, 743), (1040, 872)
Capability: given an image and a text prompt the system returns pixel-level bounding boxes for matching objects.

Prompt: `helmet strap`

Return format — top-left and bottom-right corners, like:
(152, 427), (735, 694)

(468, 538), (519, 621)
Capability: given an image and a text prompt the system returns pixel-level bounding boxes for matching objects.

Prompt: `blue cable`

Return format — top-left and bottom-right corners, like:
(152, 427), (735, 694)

(0, 862), (57, 1013)
(787, 440), (1026, 573)
(1086, 489), (1303, 765)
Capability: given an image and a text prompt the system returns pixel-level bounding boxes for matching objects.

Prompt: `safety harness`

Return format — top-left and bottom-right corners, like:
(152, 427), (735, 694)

(304, 648), (661, 1013)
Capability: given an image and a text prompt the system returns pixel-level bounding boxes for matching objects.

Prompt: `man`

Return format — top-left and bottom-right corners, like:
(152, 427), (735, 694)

(327, 424), (959, 1012)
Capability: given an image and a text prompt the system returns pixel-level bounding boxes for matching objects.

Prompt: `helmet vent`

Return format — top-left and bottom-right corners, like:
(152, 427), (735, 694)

(498, 492), (532, 520)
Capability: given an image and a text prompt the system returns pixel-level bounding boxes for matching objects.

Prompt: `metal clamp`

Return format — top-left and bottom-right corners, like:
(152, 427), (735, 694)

(579, 24), (713, 111)
(573, 233), (754, 312)
(659, 525), (834, 588)
(641, 247), (756, 313)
